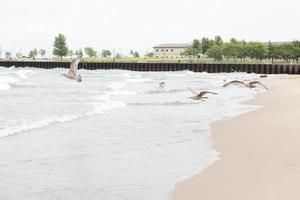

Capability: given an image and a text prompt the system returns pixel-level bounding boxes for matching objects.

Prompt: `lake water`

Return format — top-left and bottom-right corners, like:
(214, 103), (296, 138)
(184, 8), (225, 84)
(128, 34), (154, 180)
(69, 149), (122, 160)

(0, 67), (261, 200)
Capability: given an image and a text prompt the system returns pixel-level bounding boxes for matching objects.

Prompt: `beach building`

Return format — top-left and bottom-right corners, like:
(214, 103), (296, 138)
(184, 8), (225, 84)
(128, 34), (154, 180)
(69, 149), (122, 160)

(153, 43), (191, 58)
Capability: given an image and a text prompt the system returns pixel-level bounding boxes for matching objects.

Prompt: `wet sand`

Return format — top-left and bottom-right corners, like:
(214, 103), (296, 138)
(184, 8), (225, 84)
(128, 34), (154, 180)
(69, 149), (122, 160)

(172, 75), (300, 200)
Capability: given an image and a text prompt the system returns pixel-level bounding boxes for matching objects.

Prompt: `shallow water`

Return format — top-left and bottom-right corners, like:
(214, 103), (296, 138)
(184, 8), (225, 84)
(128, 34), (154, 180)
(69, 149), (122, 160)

(0, 67), (262, 200)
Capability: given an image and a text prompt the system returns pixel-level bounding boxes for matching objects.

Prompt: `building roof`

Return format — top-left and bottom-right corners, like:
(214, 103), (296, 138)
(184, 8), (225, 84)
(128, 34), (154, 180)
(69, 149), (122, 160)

(153, 43), (192, 48)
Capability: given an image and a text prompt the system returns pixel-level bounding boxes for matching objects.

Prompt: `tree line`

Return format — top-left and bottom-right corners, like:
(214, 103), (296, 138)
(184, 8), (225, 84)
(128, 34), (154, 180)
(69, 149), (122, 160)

(3, 34), (141, 60)
(185, 36), (300, 63)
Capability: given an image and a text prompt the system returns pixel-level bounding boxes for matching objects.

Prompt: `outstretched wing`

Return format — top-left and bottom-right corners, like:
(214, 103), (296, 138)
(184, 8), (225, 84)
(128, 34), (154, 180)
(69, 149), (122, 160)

(250, 81), (269, 90)
(187, 87), (198, 95)
(68, 58), (81, 77)
(197, 91), (218, 97)
(222, 80), (244, 87)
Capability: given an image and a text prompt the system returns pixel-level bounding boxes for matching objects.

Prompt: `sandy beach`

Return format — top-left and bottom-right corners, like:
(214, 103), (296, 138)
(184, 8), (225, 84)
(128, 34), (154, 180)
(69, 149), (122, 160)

(172, 75), (300, 200)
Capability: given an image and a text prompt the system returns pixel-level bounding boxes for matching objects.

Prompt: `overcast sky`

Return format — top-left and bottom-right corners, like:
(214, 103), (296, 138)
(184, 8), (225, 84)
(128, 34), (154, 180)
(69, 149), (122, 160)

(0, 0), (299, 56)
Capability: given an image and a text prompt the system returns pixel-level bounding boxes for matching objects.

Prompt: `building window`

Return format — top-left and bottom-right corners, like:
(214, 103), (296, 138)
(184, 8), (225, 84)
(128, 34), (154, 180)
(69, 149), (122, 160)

(171, 49), (173, 52)
(166, 49), (168, 52)
(161, 49), (164, 52)
(156, 49), (159, 52)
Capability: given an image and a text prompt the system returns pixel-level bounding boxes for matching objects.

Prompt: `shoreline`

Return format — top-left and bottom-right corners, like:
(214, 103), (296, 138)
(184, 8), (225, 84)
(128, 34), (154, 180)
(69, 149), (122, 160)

(172, 75), (300, 200)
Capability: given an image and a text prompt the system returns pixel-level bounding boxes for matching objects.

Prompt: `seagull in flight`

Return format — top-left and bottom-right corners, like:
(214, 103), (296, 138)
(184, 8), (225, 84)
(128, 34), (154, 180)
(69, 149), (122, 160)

(63, 57), (82, 82)
(187, 87), (218, 101)
(222, 80), (268, 90)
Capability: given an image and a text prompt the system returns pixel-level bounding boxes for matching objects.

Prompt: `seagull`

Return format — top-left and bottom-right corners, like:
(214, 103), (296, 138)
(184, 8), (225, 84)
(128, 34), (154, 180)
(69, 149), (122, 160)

(187, 87), (218, 101)
(158, 82), (165, 91)
(223, 80), (269, 90)
(63, 57), (82, 82)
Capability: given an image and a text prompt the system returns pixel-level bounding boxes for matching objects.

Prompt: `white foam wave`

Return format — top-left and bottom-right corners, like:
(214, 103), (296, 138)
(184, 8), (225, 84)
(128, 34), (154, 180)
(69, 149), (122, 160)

(0, 76), (20, 91)
(0, 115), (80, 138)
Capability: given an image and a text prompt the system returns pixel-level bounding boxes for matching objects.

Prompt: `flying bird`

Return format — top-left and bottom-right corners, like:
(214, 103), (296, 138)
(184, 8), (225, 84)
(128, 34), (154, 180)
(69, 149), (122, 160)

(223, 80), (269, 90)
(63, 57), (82, 82)
(187, 87), (218, 101)
(159, 82), (165, 90)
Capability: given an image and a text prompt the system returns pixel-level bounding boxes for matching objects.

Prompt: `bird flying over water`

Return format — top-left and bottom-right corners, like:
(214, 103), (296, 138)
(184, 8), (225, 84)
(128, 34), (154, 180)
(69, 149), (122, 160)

(222, 80), (269, 90)
(63, 57), (82, 82)
(187, 87), (218, 101)
(157, 81), (165, 92)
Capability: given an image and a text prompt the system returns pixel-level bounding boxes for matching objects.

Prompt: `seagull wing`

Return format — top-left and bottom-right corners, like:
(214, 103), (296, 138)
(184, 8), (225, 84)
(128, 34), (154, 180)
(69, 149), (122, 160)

(187, 87), (198, 95)
(222, 80), (244, 87)
(197, 91), (218, 97)
(68, 58), (81, 77)
(250, 81), (269, 90)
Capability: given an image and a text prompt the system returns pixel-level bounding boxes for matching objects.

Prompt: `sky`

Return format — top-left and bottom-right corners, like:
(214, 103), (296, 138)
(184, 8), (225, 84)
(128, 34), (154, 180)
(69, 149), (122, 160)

(0, 0), (299, 57)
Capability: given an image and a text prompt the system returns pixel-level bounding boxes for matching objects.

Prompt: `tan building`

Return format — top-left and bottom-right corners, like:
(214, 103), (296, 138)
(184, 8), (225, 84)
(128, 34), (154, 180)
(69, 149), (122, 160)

(153, 43), (191, 58)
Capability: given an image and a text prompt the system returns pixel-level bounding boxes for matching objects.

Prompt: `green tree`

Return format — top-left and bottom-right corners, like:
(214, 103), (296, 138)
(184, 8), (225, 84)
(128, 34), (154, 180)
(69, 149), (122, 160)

(133, 51), (139, 58)
(29, 48), (38, 60)
(201, 37), (213, 54)
(84, 47), (97, 57)
(192, 39), (202, 58)
(75, 49), (83, 58)
(53, 34), (68, 60)
(267, 41), (275, 63)
(276, 43), (296, 62)
(207, 45), (223, 61)
(116, 53), (122, 59)
(222, 42), (240, 61)
(101, 49), (111, 58)
(145, 52), (154, 58)
(292, 40), (300, 62)
(39, 49), (46, 59)
(183, 46), (196, 57)
(214, 35), (223, 46)
(246, 42), (267, 61)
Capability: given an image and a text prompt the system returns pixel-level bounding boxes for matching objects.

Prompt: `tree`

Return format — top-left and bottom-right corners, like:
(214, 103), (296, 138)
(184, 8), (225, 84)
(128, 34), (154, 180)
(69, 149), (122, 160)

(145, 52), (154, 58)
(276, 43), (296, 62)
(183, 46), (196, 57)
(5, 51), (11, 59)
(53, 34), (68, 60)
(75, 49), (83, 58)
(207, 45), (223, 61)
(214, 35), (223, 46)
(192, 39), (202, 58)
(133, 51), (139, 58)
(246, 42), (267, 61)
(292, 40), (300, 62)
(101, 49), (111, 58)
(222, 42), (240, 61)
(84, 47), (97, 57)
(129, 50), (139, 58)
(201, 37), (213, 54)
(267, 41), (275, 63)
(39, 49), (46, 59)
(29, 48), (38, 60)
(116, 53), (122, 59)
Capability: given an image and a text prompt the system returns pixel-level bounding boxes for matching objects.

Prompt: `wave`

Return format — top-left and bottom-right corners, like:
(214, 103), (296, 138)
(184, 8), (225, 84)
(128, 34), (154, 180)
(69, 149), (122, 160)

(128, 101), (198, 106)
(0, 69), (36, 91)
(0, 114), (80, 138)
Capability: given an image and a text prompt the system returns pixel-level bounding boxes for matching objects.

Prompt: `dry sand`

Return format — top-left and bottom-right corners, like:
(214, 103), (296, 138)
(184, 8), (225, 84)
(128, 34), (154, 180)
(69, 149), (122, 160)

(172, 75), (300, 200)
